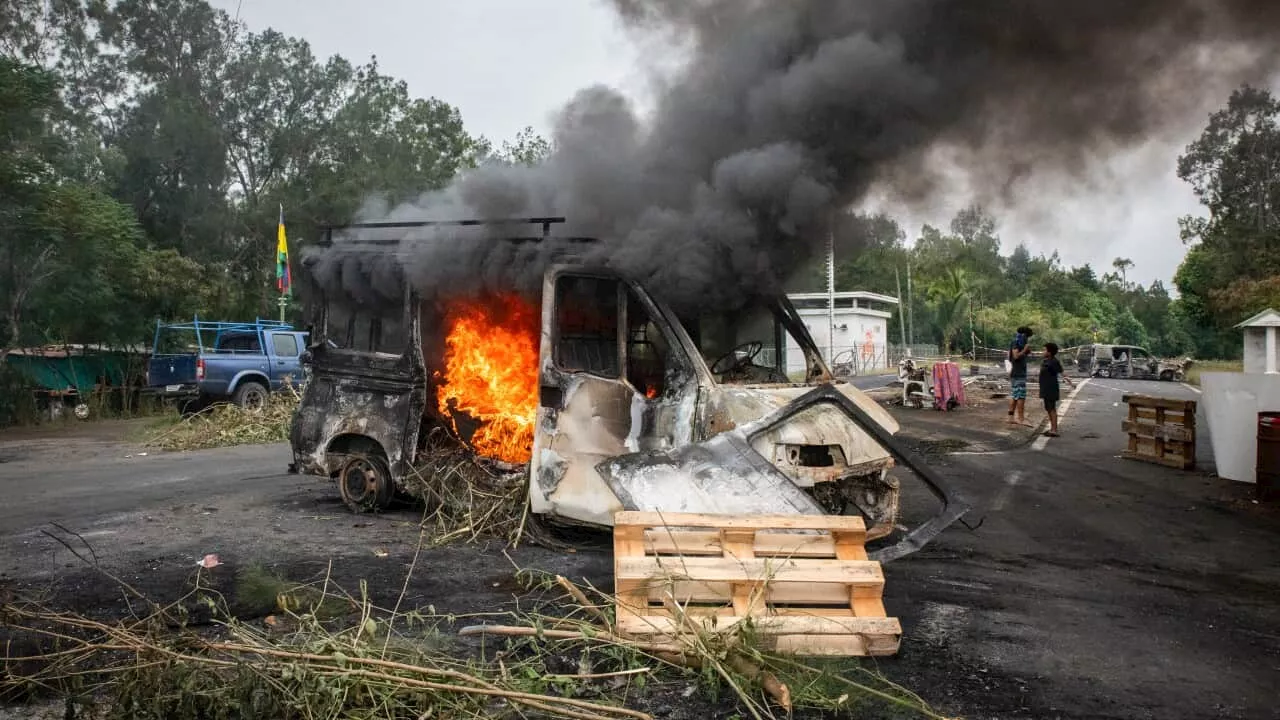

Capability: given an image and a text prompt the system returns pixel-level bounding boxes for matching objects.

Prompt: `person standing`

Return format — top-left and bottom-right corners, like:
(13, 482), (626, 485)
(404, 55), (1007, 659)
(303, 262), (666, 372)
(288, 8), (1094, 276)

(1039, 342), (1075, 437)
(1007, 326), (1033, 425)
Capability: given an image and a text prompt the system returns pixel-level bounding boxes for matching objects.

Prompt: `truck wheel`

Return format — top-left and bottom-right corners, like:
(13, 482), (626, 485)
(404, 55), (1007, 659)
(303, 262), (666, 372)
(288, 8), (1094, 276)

(232, 381), (268, 410)
(1159, 370), (1175, 382)
(338, 454), (394, 513)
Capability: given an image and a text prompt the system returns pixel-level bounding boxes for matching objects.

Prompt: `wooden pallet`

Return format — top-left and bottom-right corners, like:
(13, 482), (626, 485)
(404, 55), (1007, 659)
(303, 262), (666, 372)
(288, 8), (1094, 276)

(1121, 394), (1197, 470)
(612, 511), (900, 656)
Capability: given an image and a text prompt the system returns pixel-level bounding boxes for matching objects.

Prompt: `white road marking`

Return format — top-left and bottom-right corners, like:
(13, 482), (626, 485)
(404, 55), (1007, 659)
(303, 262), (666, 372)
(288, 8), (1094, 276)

(1032, 377), (1091, 451)
(991, 470), (1023, 511)
(1181, 382), (1202, 394)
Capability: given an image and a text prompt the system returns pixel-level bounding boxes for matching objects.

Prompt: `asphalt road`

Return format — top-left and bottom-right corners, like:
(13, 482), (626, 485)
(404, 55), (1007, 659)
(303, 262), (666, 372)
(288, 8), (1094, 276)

(0, 441), (290, 533)
(884, 378), (1279, 719)
(1, 378), (1277, 719)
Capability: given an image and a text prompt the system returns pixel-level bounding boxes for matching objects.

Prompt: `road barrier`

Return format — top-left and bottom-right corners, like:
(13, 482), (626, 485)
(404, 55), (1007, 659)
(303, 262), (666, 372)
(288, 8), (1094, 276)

(1121, 394), (1197, 470)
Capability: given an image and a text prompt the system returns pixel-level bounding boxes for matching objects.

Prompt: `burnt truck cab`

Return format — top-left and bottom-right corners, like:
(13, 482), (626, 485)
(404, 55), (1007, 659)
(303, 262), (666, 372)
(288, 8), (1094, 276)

(291, 221), (966, 562)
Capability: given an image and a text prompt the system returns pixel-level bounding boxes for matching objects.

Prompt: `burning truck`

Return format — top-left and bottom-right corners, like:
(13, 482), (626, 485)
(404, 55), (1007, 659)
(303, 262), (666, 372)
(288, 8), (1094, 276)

(289, 218), (965, 563)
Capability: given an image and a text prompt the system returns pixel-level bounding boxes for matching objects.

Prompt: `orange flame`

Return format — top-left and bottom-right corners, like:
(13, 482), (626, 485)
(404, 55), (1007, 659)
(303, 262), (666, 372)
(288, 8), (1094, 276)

(436, 294), (540, 464)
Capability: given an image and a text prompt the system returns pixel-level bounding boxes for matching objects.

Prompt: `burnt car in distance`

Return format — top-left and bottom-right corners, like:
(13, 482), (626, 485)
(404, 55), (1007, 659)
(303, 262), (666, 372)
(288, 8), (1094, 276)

(1074, 343), (1193, 382)
(287, 218), (966, 563)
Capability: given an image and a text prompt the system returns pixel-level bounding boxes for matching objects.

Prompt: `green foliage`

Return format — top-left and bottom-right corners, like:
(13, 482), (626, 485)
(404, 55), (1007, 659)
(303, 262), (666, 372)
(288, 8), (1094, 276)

(0, 0), (499, 356)
(1172, 84), (1280, 355)
(1112, 307), (1149, 346)
(492, 125), (553, 167)
(926, 267), (971, 353)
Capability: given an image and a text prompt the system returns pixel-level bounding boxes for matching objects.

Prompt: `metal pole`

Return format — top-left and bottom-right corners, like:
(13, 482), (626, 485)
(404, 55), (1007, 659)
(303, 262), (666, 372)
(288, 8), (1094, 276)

(827, 221), (836, 364)
(969, 297), (976, 361)
(906, 261), (914, 353)
(895, 266), (907, 358)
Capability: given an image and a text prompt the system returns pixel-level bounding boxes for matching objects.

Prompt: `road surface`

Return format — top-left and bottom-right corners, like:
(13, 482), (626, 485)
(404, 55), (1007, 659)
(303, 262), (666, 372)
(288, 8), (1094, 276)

(0, 379), (1276, 719)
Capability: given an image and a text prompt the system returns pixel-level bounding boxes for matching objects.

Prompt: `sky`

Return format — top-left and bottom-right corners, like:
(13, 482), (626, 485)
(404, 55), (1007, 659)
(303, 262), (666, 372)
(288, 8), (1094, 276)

(209, 0), (1222, 290)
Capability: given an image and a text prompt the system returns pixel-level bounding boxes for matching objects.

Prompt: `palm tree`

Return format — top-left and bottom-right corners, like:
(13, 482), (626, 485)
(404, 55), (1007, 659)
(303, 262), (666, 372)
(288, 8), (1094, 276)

(928, 267), (971, 354)
(1112, 257), (1134, 289)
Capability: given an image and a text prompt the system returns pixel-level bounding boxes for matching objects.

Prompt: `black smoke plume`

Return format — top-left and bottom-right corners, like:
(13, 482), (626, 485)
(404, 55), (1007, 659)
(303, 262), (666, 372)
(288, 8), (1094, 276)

(305, 0), (1280, 314)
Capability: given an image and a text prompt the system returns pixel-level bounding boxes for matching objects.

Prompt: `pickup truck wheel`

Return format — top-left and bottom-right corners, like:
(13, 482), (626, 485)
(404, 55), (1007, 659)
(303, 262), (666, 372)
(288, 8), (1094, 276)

(232, 381), (268, 410)
(338, 454), (394, 513)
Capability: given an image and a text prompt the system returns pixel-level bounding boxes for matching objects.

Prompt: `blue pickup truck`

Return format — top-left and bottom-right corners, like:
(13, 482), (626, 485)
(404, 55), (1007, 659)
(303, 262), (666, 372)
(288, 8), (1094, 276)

(145, 318), (309, 408)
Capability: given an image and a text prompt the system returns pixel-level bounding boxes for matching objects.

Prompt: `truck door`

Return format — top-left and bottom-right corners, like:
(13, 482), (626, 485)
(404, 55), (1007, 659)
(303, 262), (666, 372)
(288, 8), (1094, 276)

(268, 331), (304, 389)
(528, 269), (701, 526)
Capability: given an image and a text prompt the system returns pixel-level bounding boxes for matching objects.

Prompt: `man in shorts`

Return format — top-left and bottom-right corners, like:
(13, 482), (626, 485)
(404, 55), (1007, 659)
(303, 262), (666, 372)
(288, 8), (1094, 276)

(1007, 326), (1033, 425)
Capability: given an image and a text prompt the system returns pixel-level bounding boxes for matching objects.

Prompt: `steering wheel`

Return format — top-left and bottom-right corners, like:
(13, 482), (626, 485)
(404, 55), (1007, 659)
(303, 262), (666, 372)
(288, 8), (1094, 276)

(711, 341), (763, 375)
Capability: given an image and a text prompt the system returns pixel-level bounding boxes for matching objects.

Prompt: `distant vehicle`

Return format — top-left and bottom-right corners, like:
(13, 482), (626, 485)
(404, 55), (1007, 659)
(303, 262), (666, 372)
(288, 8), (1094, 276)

(144, 318), (308, 408)
(1074, 343), (1192, 382)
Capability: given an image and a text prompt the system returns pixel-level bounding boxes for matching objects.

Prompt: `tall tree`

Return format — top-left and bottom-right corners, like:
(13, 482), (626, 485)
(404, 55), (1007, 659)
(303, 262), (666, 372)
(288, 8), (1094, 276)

(1111, 257), (1134, 289)
(0, 57), (151, 352)
(927, 267), (972, 353)
(1176, 85), (1280, 335)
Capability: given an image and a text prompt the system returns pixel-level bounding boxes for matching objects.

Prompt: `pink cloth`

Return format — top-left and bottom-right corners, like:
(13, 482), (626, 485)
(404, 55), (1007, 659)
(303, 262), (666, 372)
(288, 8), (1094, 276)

(931, 361), (966, 411)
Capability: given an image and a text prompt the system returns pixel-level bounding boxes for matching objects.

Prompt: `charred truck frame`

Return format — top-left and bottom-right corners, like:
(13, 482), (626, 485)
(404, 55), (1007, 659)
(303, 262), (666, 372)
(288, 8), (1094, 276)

(289, 218), (967, 562)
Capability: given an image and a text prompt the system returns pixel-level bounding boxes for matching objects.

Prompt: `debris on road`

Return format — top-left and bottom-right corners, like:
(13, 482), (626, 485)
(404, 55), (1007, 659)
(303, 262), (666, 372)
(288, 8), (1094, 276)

(147, 388), (298, 451)
(0, 574), (950, 720)
(195, 553), (221, 569)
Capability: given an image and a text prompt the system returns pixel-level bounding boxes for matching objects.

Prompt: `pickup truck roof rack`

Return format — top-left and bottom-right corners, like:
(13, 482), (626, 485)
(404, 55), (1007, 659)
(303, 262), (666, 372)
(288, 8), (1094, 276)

(151, 316), (298, 356)
(315, 216), (598, 247)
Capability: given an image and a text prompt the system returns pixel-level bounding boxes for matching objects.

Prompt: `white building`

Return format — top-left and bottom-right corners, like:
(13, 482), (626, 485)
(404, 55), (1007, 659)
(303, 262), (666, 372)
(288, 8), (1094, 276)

(1238, 308), (1280, 374)
(786, 291), (900, 376)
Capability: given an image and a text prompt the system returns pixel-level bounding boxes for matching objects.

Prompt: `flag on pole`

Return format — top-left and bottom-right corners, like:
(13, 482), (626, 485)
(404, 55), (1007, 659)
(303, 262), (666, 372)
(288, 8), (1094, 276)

(276, 204), (291, 295)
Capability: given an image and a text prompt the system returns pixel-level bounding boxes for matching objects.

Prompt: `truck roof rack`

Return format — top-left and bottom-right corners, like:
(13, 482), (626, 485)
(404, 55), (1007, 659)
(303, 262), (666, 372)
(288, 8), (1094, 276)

(151, 316), (297, 355)
(314, 216), (598, 247)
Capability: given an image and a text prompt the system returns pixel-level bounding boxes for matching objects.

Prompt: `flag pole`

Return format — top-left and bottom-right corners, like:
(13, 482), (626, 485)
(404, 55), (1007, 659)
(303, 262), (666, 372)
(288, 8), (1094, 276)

(277, 203), (289, 323)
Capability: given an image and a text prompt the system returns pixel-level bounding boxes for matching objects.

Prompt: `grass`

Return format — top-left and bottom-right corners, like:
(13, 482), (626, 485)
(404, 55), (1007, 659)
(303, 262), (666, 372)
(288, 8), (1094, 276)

(1185, 359), (1244, 386)
(0, 567), (955, 720)
(2, 516), (956, 720)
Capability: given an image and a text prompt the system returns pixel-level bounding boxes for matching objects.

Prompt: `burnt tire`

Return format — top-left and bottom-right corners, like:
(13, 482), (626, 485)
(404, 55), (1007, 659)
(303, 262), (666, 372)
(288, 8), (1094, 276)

(338, 454), (394, 513)
(232, 381), (268, 410)
(1159, 370), (1175, 381)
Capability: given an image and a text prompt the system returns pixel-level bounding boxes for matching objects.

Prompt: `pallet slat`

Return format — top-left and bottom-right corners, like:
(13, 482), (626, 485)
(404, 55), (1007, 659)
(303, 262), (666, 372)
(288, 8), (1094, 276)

(616, 556), (884, 586)
(643, 530), (840, 557)
(1122, 394), (1196, 412)
(615, 614), (901, 637)
(630, 578), (863, 605)
(615, 511), (867, 532)
(613, 511), (900, 657)
(1121, 420), (1194, 443)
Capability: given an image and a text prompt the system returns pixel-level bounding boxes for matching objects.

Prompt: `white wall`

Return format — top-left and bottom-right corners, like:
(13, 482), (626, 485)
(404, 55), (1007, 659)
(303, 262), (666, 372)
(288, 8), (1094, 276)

(1201, 372), (1280, 482)
(788, 309), (889, 376)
